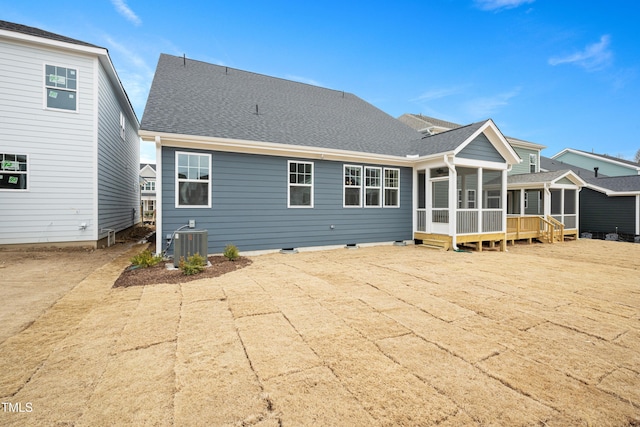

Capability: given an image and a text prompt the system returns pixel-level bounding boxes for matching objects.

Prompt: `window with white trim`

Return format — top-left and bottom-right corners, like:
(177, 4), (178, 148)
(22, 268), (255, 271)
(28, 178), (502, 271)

(0, 154), (28, 190)
(344, 165), (362, 207)
(45, 65), (77, 111)
(529, 153), (537, 173)
(365, 167), (381, 207)
(384, 168), (400, 207)
(485, 190), (501, 208)
(467, 189), (476, 209)
(142, 180), (156, 191)
(288, 161), (313, 207)
(524, 191), (529, 209)
(120, 112), (126, 140)
(176, 152), (211, 207)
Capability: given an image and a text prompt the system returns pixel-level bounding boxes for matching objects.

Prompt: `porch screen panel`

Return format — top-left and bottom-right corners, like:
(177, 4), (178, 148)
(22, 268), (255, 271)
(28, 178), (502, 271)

(432, 180), (449, 223)
(482, 170), (502, 209)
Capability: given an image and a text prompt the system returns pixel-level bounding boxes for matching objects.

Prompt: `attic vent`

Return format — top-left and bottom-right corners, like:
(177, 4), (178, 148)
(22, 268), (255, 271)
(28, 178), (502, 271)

(183, 53), (186, 66)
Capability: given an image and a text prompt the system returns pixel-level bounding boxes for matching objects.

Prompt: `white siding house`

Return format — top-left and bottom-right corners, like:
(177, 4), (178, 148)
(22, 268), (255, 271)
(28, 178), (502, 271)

(0, 20), (140, 247)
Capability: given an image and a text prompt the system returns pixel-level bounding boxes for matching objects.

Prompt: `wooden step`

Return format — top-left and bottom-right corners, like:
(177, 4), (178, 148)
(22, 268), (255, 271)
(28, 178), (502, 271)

(417, 238), (450, 251)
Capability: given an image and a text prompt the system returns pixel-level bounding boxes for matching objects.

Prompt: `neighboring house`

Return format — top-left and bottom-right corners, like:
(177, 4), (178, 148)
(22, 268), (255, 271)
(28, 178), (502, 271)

(140, 54), (525, 255)
(542, 157), (640, 238)
(552, 148), (640, 177)
(140, 163), (156, 222)
(0, 20), (140, 247)
(399, 114), (585, 242)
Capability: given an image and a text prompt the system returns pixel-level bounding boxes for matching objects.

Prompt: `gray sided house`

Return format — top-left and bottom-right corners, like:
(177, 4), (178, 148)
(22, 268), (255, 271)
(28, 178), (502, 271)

(542, 157), (640, 238)
(0, 21), (140, 247)
(141, 54), (521, 255)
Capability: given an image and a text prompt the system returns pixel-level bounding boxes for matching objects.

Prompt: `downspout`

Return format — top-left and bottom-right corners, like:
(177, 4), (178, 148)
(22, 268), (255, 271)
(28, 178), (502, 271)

(154, 136), (163, 256)
(443, 154), (458, 250)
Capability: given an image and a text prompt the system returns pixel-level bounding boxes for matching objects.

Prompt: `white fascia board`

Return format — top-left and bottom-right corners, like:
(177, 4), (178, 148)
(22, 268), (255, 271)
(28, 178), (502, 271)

(452, 157), (510, 170)
(140, 131), (414, 167)
(554, 171), (587, 187)
(506, 137), (546, 151)
(453, 119), (521, 165)
(552, 148), (640, 171)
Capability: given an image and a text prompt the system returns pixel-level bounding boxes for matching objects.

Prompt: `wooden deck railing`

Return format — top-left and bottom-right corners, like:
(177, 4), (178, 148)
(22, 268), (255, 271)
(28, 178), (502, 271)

(507, 215), (566, 243)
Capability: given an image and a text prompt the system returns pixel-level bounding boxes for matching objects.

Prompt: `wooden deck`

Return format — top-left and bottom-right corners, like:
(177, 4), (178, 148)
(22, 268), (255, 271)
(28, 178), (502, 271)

(507, 215), (577, 245)
(414, 232), (507, 252)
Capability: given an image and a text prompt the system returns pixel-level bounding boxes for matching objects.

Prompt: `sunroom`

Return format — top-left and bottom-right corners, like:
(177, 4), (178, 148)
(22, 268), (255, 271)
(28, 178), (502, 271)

(412, 120), (520, 251)
(506, 171), (586, 243)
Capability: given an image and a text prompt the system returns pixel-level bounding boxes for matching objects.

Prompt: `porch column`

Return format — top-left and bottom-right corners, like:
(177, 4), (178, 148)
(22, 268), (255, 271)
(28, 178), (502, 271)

(477, 168), (483, 233)
(520, 189), (525, 216)
(502, 170), (508, 232)
(412, 168), (418, 235)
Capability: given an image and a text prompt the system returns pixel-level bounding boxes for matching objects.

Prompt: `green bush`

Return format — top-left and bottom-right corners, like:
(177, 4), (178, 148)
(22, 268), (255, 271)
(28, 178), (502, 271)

(130, 249), (163, 268)
(179, 253), (207, 276)
(223, 244), (239, 261)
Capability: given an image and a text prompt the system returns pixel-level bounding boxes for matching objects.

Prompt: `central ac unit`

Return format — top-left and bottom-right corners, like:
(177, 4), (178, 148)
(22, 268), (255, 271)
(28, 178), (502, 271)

(173, 230), (208, 267)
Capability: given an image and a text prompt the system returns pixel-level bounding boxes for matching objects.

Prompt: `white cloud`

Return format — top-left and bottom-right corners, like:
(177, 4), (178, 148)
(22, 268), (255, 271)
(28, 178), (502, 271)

(464, 87), (521, 118)
(413, 85), (468, 102)
(474, 0), (534, 11)
(111, 0), (142, 26)
(548, 35), (613, 71)
(104, 36), (154, 116)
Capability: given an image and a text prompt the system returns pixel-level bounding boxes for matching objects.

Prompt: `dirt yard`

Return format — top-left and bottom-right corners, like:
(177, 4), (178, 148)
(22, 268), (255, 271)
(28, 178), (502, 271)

(1, 239), (639, 426)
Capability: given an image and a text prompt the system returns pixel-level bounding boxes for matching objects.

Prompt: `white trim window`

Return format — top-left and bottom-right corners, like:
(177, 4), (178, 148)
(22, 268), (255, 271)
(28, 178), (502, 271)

(288, 161), (313, 207)
(529, 153), (537, 173)
(467, 189), (476, 209)
(524, 191), (529, 209)
(457, 189), (463, 209)
(384, 168), (400, 207)
(45, 64), (77, 111)
(142, 180), (156, 191)
(485, 190), (501, 209)
(365, 166), (381, 207)
(0, 154), (28, 191)
(120, 112), (126, 140)
(344, 165), (362, 207)
(176, 152), (211, 207)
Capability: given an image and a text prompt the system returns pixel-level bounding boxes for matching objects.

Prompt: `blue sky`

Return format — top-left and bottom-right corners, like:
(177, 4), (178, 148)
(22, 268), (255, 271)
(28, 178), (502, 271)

(3, 0), (639, 164)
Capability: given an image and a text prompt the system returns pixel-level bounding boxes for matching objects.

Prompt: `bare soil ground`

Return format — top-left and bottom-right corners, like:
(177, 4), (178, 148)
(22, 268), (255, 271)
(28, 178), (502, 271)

(1, 238), (639, 426)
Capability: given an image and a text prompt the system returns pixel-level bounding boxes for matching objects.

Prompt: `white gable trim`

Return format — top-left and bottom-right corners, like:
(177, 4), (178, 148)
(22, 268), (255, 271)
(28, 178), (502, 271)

(452, 120), (521, 165)
(552, 148), (640, 172)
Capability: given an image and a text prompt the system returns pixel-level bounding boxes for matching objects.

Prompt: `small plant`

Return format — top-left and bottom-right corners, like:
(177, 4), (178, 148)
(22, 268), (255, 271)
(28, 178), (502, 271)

(179, 253), (207, 276)
(130, 249), (163, 268)
(223, 243), (239, 261)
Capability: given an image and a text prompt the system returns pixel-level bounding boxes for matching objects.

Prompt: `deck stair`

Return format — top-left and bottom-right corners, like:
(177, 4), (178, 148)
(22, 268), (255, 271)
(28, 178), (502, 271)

(416, 238), (451, 251)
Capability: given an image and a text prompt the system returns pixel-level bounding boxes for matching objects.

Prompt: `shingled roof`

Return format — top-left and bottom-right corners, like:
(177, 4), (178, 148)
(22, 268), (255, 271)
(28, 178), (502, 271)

(542, 156), (640, 193)
(409, 121), (487, 156)
(141, 54), (424, 157)
(0, 20), (100, 48)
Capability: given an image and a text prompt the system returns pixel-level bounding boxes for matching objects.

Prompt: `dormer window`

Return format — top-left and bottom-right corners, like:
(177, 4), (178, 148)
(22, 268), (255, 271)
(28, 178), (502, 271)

(529, 154), (537, 173)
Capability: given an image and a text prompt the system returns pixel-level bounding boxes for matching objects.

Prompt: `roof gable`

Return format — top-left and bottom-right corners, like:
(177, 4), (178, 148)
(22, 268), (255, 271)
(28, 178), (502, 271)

(508, 170), (586, 187)
(552, 148), (640, 175)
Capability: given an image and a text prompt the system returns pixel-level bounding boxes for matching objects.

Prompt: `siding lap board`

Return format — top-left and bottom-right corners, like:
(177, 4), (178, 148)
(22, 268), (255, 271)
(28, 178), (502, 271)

(162, 148), (413, 253)
(458, 133), (504, 163)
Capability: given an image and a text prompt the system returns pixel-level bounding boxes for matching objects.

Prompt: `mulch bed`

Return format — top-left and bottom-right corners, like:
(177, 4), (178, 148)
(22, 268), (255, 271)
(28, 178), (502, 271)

(113, 256), (252, 288)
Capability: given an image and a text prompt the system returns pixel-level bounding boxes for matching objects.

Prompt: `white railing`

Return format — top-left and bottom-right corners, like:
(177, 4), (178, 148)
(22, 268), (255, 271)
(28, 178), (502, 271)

(417, 209), (427, 232)
(432, 209), (449, 223)
(482, 210), (503, 233)
(457, 210), (478, 234)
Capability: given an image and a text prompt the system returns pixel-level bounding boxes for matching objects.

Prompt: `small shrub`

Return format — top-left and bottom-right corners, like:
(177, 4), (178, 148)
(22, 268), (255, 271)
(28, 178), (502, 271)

(130, 249), (163, 268)
(179, 253), (207, 276)
(223, 244), (239, 261)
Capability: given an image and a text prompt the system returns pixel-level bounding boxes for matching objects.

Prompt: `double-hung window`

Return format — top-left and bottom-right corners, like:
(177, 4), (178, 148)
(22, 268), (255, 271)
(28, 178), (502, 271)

(176, 152), (211, 207)
(344, 165), (362, 207)
(467, 189), (476, 209)
(365, 167), (381, 207)
(529, 154), (537, 173)
(45, 65), (77, 111)
(384, 168), (400, 207)
(288, 161), (313, 207)
(0, 154), (28, 190)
